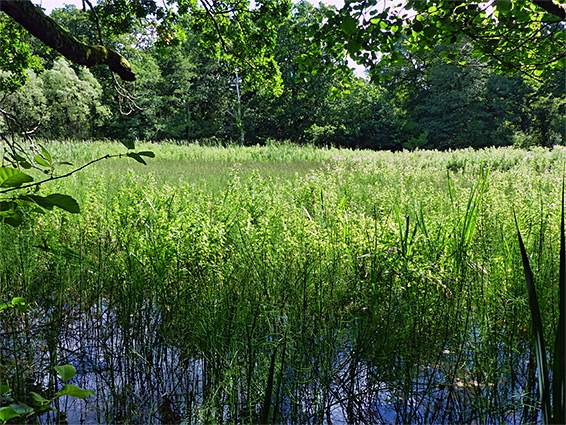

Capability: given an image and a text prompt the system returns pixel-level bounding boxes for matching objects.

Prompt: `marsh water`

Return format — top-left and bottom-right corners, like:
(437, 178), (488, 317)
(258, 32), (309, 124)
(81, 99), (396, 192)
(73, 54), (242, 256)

(2, 298), (537, 424)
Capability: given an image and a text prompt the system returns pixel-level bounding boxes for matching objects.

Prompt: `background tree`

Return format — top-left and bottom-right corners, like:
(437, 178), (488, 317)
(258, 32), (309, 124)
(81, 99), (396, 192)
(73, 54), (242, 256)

(0, 13), (42, 93)
(392, 45), (535, 150)
(40, 58), (110, 138)
(243, 2), (344, 144)
(0, 69), (47, 131)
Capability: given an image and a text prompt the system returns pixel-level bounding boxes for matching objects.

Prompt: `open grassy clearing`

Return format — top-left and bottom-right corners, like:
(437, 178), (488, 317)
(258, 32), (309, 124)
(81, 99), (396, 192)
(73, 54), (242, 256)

(2, 142), (566, 423)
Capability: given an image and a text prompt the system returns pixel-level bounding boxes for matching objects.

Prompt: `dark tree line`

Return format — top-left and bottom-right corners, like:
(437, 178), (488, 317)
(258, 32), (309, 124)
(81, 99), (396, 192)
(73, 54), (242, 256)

(1, 2), (564, 150)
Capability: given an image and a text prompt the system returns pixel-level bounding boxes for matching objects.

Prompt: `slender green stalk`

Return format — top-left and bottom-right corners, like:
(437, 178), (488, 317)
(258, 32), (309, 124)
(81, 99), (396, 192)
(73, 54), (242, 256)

(553, 180), (566, 423)
(515, 210), (551, 424)
(515, 180), (566, 424)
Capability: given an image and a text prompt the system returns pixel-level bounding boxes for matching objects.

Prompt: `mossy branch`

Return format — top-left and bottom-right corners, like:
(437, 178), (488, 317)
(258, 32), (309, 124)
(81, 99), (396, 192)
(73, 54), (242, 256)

(0, 0), (135, 81)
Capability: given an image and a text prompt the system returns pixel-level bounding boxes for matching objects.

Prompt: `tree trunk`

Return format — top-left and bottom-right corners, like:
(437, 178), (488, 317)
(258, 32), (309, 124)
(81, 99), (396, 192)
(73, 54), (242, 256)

(0, 0), (135, 81)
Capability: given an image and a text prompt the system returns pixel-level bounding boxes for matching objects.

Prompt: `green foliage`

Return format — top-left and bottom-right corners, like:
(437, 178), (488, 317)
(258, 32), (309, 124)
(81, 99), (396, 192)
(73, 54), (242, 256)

(244, 2), (344, 143)
(0, 298), (93, 424)
(310, 82), (408, 149)
(1, 2), (562, 150)
(0, 15), (42, 93)
(0, 363), (94, 424)
(0, 141), (83, 225)
(112, 29), (234, 141)
(0, 58), (110, 139)
(378, 42), (565, 150)
(0, 70), (47, 130)
(2, 142), (566, 421)
(308, 0), (566, 82)
(40, 58), (110, 138)
(515, 184), (566, 424)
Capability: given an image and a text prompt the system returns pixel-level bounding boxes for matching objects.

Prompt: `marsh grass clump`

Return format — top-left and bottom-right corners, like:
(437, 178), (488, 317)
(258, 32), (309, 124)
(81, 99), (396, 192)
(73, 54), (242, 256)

(1, 143), (565, 423)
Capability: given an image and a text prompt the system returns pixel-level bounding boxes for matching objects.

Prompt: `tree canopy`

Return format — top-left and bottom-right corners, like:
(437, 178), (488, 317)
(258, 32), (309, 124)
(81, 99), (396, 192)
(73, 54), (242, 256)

(1, 0), (565, 89)
(0, 0), (135, 82)
(306, 0), (566, 81)
(0, 0), (291, 92)
(0, 0), (564, 149)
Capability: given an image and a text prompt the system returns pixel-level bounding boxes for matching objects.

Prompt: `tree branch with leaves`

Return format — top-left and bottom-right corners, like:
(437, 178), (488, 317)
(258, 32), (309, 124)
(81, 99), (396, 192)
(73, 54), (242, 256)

(0, 0), (135, 81)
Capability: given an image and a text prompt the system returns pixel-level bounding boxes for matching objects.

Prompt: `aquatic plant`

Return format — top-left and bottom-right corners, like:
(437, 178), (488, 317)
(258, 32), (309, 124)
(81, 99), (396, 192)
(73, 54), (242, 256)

(516, 181), (566, 424)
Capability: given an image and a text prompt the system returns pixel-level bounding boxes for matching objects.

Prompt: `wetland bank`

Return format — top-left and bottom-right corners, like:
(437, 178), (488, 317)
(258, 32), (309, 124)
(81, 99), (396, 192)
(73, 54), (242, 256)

(2, 142), (565, 423)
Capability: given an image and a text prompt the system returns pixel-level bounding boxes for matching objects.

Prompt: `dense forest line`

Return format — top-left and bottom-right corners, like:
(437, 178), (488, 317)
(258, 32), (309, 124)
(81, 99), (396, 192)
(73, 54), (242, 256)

(1, 2), (564, 150)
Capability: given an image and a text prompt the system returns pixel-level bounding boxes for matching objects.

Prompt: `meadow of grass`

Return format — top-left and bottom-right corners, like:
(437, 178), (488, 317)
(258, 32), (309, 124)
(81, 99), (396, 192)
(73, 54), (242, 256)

(2, 141), (566, 423)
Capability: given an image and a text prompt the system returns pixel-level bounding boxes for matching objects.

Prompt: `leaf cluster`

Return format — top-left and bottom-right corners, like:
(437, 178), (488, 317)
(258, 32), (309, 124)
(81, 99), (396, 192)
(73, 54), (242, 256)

(1, 360), (93, 424)
(304, 0), (566, 83)
(0, 15), (42, 93)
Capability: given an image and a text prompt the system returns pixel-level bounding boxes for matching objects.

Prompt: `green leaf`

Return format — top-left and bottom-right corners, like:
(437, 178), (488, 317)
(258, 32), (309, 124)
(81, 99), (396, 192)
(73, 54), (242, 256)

(0, 403), (33, 422)
(30, 392), (51, 407)
(495, 0), (511, 12)
(11, 297), (25, 305)
(137, 151), (155, 158)
(0, 201), (16, 212)
(56, 384), (94, 399)
(412, 20), (424, 32)
(0, 406), (23, 422)
(340, 16), (358, 35)
(45, 194), (80, 214)
(9, 153), (32, 169)
(515, 212), (551, 424)
(34, 155), (51, 168)
(10, 152), (26, 163)
(25, 194), (79, 213)
(54, 365), (76, 383)
(40, 145), (52, 163)
(0, 382), (9, 394)
(126, 152), (147, 165)
(13, 300), (29, 313)
(26, 195), (55, 211)
(454, 4), (467, 14)
(0, 210), (23, 227)
(423, 25), (437, 38)
(0, 167), (33, 188)
(346, 40), (361, 55)
(119, 139), (135, 150)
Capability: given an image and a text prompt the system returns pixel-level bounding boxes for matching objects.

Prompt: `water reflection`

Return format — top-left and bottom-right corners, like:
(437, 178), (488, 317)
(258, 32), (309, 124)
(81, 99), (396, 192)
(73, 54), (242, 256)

(1, 300), (537, 424)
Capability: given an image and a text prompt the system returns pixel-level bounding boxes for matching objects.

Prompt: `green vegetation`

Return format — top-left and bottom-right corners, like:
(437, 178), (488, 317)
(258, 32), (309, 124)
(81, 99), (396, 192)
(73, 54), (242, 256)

(1, 0), (565, 423)
(516, 183), (566, 425)
(1, 2), (564, 149)
(2, 142), (566, 422)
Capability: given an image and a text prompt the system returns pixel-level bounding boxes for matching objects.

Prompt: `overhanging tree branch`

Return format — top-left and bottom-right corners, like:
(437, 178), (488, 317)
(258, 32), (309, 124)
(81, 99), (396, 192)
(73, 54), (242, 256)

(531, 0), (566, 20)
(0, 0), (135, 81)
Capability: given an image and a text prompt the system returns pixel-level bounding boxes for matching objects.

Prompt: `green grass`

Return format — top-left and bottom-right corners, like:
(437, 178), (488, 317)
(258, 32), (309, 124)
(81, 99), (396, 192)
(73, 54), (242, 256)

(2, 142), (566, 423)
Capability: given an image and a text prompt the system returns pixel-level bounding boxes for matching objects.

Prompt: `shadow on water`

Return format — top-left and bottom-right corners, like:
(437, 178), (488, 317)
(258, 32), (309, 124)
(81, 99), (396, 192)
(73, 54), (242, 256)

(1, 298), (538, 424)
